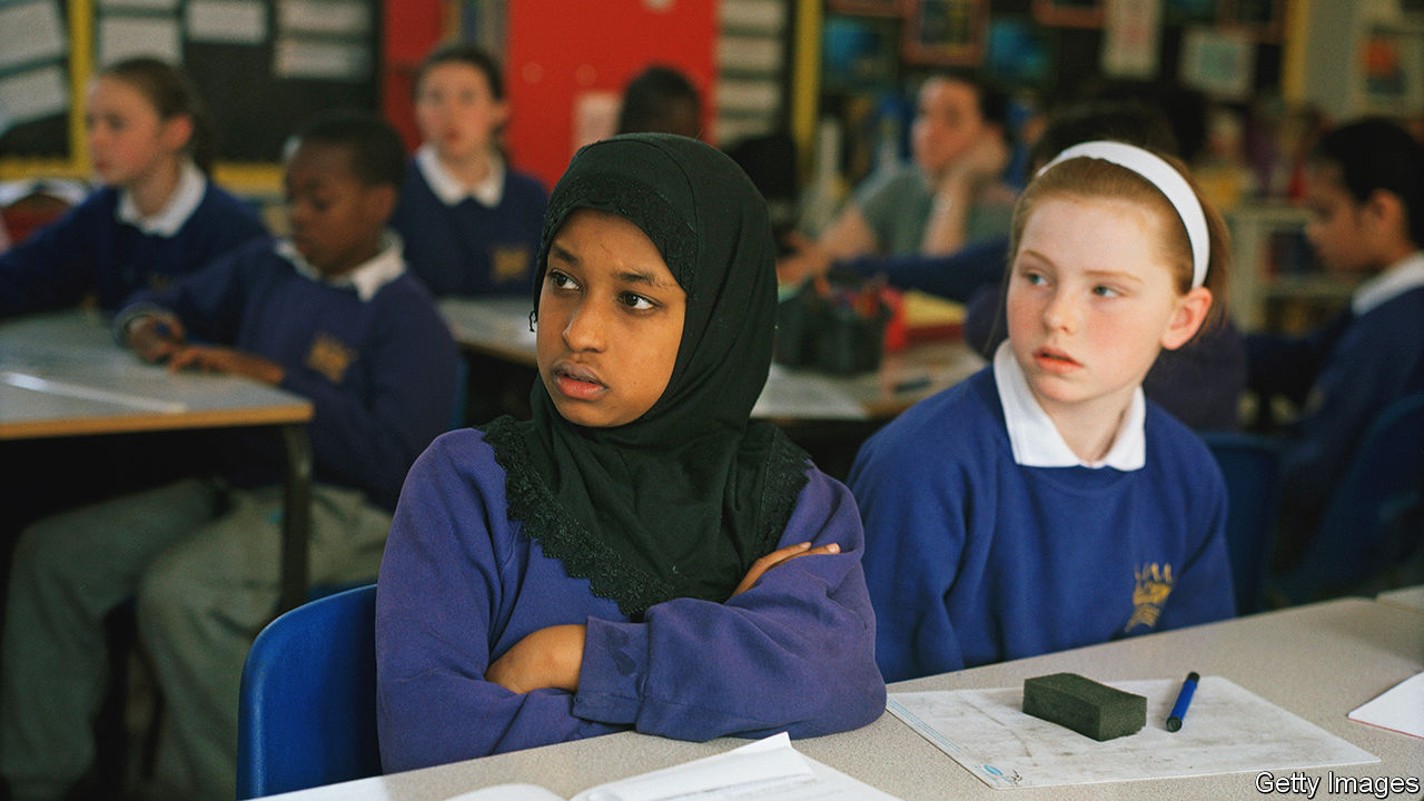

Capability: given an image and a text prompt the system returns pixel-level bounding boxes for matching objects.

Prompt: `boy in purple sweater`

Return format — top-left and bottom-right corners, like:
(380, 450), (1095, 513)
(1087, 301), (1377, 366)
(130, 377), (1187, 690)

(1, 111), (456, 801)
(376, 134), (886, 773)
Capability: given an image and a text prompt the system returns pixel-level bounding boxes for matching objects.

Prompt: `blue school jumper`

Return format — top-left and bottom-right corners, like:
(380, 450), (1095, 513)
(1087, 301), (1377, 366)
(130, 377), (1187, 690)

(1247, 255), (1424, 544)
(0, 182), (265, 316)
(123, 237), (458, 511)
(376, 429), (885, 772)
(390, 158), (547, 297)
(849, 366), (1235, 683)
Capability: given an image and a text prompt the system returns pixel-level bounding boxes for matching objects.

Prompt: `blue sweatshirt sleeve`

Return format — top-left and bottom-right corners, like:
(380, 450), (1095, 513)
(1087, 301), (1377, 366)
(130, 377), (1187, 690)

(1156, 447), (1236, 630)
(836, 236), (1009, 304)
(376, 435), (624, 773)
(0, 194), (104, 317)
(1244, 312), (1350, 407)
(571, 468), (886, 741)
(120, 241), (255, 344)
(848, 418), (970, 682)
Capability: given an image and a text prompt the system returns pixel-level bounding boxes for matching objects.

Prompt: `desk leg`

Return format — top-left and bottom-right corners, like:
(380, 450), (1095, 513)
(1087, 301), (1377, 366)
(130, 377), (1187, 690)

(277, 424), (312, 615)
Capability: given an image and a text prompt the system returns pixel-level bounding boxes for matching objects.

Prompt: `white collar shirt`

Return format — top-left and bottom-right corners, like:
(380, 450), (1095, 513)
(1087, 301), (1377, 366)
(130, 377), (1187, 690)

(993, 341), (1146, 470)
(415, 144), (505, 208)
(116, 159), (207, 236)
(278, 231), (405, 302)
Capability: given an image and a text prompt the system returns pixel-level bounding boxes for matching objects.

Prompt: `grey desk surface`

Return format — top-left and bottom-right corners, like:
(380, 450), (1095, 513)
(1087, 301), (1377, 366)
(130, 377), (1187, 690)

(438, 297), (985, 422)
(291, 597), (1424, 801)
(1, 308), (317, 611)
(1377, 586), (1424, 615)
(0, 309), (311, 439)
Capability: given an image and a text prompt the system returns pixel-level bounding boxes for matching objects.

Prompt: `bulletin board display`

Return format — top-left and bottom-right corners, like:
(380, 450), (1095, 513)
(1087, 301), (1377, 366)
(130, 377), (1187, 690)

(0, 0), (380, 188)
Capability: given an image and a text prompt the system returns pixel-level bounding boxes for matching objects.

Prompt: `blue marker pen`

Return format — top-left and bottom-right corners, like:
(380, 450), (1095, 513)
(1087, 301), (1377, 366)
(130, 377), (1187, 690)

(1166, 671), (1199, 732)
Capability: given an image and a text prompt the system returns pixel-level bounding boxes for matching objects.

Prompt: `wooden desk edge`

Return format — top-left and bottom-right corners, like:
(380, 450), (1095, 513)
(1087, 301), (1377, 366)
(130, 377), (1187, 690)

(0, 402), (313, 440)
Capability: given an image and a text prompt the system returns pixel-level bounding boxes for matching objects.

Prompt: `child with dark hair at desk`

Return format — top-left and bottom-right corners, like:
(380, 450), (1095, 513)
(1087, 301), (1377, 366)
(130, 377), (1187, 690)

(0, 56), (265, 317)
(850, 142), (1236, 683)
(390, 42), (548, 297)
(0, 111), (456, 801)
(1247, 118), (1424, 567)
(376, 134), (885, 773)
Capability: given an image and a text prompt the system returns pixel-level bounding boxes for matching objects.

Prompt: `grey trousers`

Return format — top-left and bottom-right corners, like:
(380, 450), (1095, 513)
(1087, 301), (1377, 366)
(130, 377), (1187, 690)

(1, 478), (392, 801)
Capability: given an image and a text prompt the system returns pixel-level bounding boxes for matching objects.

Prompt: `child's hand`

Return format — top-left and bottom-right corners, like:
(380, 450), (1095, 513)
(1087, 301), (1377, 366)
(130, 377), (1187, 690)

(775, 233), (831, 286)
(485, 624), (587, 694)
(166, 345), (285, 385)
(125, 315), (186, 364)
(939, 134), (1009, 189)
(731, 541), (841, 597)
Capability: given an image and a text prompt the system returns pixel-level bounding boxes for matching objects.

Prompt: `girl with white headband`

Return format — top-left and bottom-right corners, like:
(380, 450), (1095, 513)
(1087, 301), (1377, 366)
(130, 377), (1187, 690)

(850, 140), (1236, 682)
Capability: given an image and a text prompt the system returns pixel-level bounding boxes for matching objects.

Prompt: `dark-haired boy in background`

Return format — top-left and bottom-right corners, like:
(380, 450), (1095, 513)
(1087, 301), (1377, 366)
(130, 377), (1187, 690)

(0, 111), (457, 801)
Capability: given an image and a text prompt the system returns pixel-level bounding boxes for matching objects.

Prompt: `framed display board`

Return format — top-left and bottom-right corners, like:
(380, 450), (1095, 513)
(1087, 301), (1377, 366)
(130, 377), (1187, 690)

(902, 0), (986, 66)
(0, 0), (379, 183)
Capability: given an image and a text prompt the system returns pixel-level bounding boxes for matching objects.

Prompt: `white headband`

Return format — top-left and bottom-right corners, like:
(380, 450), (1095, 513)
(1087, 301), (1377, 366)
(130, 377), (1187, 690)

(1038, 141), (1210, 289)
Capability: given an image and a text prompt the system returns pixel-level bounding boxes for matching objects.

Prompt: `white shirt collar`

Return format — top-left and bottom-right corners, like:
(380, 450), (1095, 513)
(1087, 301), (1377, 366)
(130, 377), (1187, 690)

(116, 159), (206, 236)
(415, 143), (505, 207)
(1352, 251), (1424, 315)
(993, 341), (1146, 470)
(277, 231), (405, 302)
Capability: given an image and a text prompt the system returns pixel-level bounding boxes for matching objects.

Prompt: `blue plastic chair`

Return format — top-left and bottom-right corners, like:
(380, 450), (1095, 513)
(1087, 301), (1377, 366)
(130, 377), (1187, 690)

(1200, 431), (1282, 615)
(236, 583), (380, 799)
(1272, 393), (1424, 605)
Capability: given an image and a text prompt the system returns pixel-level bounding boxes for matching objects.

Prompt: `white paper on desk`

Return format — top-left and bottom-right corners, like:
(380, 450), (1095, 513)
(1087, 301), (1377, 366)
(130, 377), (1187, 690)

(890, 677), (1377, 789)
(1349, 671), (1424, 739)
(573, 732), (903, 801)
(446, 733), (904, 801)
(753, 365), (867, 421)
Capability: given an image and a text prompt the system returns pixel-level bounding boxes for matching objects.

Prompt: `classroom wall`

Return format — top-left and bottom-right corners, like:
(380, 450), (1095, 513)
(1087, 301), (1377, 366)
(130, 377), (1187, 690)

(504, 0), (719, 189)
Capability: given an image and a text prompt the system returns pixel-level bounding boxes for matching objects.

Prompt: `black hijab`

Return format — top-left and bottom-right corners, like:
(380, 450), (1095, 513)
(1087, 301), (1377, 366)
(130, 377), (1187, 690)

(483, 134), (809, 617)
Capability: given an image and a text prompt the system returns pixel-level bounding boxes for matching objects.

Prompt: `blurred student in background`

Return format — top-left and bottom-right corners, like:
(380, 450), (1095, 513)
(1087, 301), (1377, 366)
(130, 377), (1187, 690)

(391, 43), (547, 298)
(1247, 117), (1424, 567)
(1, 111), (456, 801)
(777, 72), (1016, 284)
(616, 64), (704, 140)
(0, 57), (265, 318)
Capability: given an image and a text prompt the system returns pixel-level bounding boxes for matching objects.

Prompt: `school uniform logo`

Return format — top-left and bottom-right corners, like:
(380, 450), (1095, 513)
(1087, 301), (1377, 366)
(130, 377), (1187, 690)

(491, 245), (532, 284)
(1125, 562), (1175, 631)
(305, 332), (357, 384)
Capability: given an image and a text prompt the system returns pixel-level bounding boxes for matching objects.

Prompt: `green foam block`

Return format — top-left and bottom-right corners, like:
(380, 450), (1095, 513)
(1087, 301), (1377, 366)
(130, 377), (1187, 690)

(1022, 672), (1147, 742)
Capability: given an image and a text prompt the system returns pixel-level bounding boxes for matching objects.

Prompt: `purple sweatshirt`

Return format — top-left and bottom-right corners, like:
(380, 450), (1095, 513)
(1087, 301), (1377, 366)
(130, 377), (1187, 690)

(375, 428), (887, 773)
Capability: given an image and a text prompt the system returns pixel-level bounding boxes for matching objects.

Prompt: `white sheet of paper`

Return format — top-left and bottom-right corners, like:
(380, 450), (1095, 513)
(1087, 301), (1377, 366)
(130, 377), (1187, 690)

(273, 37), (369, 80)
(98, 15), (183, 66)
(0, 1), (67, 71)
(278, 0), (371, 35)
(754, 364), (868, 421)
(99, 0), (179, 10)
(890, 677), (1377, 789)
(567, 733), (904, 801)
(186, 0), (266, 44)
(0, 65), (68, 128)
(1349, 672), (1424, 739)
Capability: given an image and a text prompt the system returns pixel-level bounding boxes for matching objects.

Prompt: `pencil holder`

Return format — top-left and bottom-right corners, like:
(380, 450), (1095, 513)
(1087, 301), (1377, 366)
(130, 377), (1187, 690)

(814, 306), (886, 374)
(774, 279), (889, 375)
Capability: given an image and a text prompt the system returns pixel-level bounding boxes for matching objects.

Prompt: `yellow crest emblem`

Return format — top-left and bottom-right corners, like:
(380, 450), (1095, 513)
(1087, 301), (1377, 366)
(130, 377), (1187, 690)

(491, 246), (531, 284)
(1125, 562), (1175, 631)
(304, 332), (357, 384)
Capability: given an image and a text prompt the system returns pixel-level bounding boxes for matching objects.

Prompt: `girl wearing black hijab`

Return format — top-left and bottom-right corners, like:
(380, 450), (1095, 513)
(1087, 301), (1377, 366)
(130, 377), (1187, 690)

(375, 134), (886, 772)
